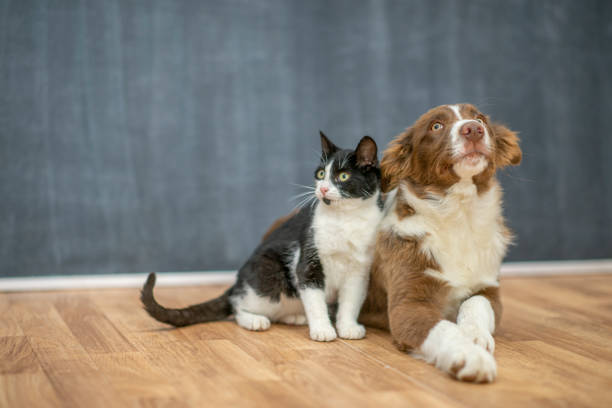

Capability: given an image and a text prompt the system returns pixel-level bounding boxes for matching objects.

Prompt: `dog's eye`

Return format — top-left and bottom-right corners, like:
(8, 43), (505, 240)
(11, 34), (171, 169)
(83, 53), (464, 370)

(476, 118), (484, 124)
(431, 122), (443, 131)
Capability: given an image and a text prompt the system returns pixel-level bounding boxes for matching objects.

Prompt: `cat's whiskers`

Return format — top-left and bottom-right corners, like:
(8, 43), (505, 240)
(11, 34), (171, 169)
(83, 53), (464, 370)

(340, 153), (350, 169)
(309, 196), (319, 209)
(289, 181), (320, 211)
(321, 149), (328, 163)
(310, 147), (324, 162)
(289, 182), (318, 208)
(289, 191), (314, 202)
(290, 191), (317, 201)
(294, 194), (313, 206)
(290, 183), (316, 191)
(291, 192), (318, 212)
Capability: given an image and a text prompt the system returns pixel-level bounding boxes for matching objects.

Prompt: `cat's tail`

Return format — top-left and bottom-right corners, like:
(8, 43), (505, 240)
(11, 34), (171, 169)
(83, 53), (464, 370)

(140, 273), (233, 327)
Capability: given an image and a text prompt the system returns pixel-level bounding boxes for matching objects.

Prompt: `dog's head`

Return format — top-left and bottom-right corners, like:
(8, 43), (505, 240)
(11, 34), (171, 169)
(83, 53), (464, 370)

(381, 104), (521, 194)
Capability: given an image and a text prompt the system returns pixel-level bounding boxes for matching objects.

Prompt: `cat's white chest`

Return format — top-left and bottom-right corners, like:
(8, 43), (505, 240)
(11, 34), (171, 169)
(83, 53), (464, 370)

(312, 196), (382, 300)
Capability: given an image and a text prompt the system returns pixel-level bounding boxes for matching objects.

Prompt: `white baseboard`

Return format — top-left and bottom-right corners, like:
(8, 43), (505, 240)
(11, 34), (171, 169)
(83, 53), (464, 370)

(0, 271), (237, 292)
(500, 259), (612, 277)
(0, 259), (610, 292)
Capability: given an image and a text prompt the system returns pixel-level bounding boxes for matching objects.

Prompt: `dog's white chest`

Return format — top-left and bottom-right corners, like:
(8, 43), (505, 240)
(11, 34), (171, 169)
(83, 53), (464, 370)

(389, 182), (510, 295)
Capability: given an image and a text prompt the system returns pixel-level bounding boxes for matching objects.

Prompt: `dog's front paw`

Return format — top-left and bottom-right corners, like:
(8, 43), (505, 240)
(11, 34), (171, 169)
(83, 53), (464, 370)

(438, 342), (497, 383)
(309, 324), (337, 342)
(336, 322), (366, 340)
(460, 324), (495, 353)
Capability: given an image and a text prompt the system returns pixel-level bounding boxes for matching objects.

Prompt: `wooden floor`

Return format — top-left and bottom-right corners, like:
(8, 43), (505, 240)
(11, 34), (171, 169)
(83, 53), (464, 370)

(1, 275), (611, 408)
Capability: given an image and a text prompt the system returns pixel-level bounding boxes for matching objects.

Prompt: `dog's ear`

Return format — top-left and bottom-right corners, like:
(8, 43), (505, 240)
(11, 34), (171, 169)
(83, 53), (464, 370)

(380, 128), (413, 192)
(492, 123), (521, 167)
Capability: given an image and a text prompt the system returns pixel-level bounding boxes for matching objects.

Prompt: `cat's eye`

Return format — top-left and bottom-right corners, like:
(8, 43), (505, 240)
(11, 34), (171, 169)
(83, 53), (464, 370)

(431, 122), (443, 131)
(315, 169), (325, 180)
(476, 118), (484, 124)
(338, 172), (350, 182)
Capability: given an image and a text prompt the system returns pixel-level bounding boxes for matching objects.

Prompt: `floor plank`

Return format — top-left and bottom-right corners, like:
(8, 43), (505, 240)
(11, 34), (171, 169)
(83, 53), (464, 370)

(0, 372), (63, 408)
(0, 275), (611, 407)
(54, 294), (137, 354)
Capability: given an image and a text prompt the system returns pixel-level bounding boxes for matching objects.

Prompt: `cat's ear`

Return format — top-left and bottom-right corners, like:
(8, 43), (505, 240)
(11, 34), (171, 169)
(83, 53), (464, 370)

(319, 131), (338, 157)
(355, 136), (378, 168)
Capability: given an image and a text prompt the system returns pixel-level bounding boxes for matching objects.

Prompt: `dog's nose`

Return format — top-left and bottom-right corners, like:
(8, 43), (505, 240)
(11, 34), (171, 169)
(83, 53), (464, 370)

(320, 186), (329, 195)
(460, 122), (484, 142)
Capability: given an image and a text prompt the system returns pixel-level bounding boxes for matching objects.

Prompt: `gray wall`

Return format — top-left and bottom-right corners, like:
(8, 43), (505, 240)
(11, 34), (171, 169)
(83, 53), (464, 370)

(1, 0), (611, 277)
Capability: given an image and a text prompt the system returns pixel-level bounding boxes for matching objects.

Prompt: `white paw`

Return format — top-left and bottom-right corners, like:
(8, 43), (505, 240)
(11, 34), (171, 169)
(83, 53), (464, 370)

(279, 314), (308, 326)
(336, 322), (366, 340)
(460, 324), (495, 353)
(309, 324), (337, 342)
(236, 313), (271, 331)
(438, 342), (497, 383)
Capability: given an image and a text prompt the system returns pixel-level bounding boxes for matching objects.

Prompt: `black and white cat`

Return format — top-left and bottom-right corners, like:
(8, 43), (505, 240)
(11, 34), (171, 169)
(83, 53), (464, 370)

(141, 132), (383, 341)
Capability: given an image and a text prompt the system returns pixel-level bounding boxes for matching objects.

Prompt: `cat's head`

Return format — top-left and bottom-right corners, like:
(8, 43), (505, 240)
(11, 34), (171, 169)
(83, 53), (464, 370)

(314, 132), (381, 206)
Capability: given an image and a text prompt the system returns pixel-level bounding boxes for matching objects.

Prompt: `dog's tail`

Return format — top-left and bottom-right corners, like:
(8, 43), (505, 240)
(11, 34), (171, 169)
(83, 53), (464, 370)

(140, 273), (233, 327)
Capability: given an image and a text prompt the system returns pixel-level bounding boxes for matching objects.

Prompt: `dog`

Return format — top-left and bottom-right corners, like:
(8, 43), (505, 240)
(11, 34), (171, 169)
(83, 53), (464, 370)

(358, 103), (521, 382)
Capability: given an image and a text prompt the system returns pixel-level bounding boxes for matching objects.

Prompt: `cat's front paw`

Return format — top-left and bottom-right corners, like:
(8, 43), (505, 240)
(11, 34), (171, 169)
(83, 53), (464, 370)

(235, 312), (271, 331)
(336, 322), (366, 340)
(309, 324), (337, 342)
(460, 324), (495, 353)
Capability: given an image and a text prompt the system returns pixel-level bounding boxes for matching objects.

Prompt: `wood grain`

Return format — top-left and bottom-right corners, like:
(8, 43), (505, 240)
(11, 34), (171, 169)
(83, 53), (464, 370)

(0, 276), (611, 407)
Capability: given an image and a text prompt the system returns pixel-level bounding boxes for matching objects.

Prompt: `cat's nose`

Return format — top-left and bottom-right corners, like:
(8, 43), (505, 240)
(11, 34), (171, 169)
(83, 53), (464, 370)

(320, 187), (329, 195)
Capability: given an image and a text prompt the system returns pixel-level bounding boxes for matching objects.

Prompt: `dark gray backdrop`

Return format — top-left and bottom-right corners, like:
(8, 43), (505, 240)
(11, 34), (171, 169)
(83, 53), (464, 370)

(1, 0), (611, 277)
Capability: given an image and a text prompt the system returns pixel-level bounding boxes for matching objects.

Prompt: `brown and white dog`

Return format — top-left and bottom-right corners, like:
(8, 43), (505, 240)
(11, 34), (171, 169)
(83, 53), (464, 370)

(359, 103), (521, 383)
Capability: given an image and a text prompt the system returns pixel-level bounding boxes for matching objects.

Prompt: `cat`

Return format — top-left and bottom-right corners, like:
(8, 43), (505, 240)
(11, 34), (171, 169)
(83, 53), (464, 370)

(141, 132), (383, 341)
